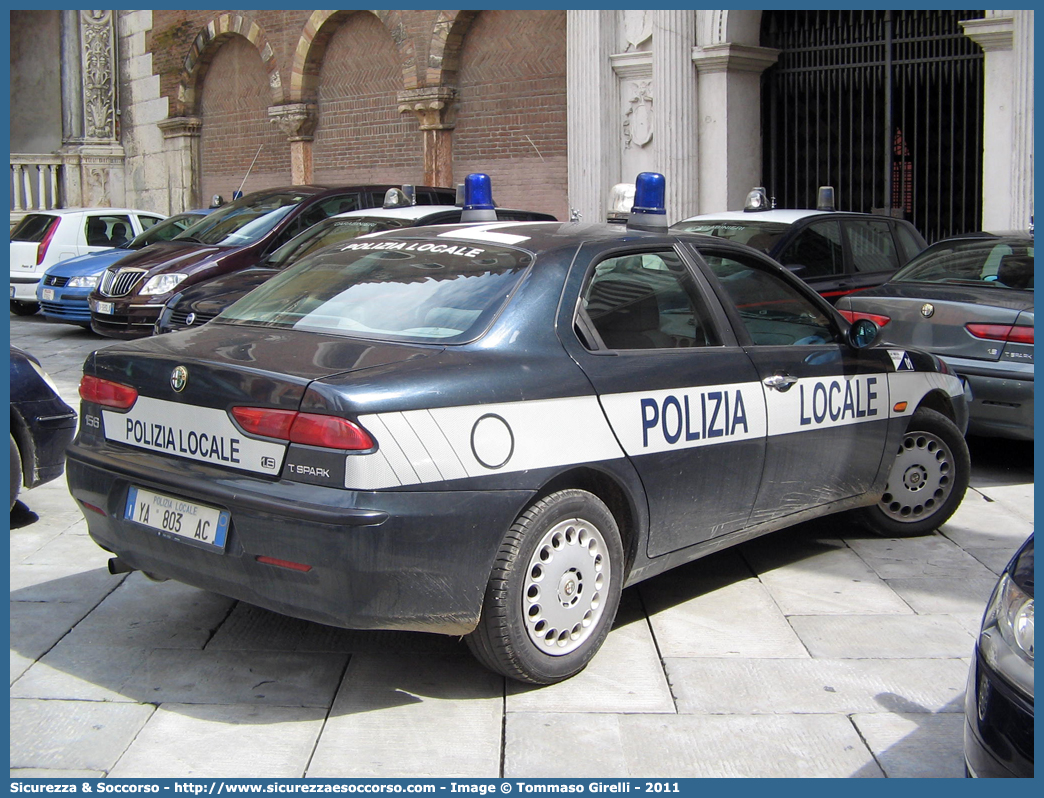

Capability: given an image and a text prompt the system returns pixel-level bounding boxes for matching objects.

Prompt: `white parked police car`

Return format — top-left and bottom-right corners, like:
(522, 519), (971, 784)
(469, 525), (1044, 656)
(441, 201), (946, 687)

(67, 173), (971, 684)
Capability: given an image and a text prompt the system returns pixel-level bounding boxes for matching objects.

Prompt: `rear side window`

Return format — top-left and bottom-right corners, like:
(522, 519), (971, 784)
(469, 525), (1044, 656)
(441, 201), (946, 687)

(777, 220), (844, 278)
(85, 215), (133, 247)
(579, 251), (721, 350)
(11, 214), (58, 242)
(138, 215), (161, 231)
(219, 238), (533, 343)
(892, 223), (924, 263)
(845, 219), (900, 273)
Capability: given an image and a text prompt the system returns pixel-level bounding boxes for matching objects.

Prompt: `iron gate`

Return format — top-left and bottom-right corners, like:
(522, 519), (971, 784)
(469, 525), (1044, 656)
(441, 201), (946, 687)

(761, 10), (985, 243)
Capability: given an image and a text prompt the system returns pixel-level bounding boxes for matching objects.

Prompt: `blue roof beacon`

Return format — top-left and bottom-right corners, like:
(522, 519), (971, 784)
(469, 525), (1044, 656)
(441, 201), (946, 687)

(627, 171), (668, 232)
(460, 173), (498, 223)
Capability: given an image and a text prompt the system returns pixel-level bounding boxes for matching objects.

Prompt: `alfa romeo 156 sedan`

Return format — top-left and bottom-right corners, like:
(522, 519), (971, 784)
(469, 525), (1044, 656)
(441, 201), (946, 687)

(66, 174), (971, 684)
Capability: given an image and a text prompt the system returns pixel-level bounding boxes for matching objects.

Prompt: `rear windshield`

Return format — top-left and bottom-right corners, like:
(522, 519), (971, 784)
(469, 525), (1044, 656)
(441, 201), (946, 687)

(11, 214), (58, 242)
(219, 238), (533, 343)
(174, 192), (309, 247)
(265, 217), (410, 269)
(671, 220), (790, 253)
(894, 239), (1034, 291)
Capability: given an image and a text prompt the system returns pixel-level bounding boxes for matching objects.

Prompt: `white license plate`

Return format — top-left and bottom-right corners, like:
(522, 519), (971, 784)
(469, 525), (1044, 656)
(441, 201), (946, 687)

(9, 286), (14, 299)
(96, 301), (113, 315)
(41, 288), (54, 301)
(124, 486), (229, 550)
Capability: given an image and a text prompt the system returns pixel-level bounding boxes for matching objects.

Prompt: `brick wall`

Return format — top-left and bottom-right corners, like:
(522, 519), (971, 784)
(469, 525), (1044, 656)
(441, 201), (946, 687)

(199, 36), (292, 201)
(454, 10), (568, 220)
(144, 9), (568, 214)
(312, 13), (424, 187)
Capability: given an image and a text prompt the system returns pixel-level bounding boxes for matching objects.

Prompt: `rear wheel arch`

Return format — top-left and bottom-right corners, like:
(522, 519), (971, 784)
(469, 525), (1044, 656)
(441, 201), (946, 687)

(534, 467), (642, 577)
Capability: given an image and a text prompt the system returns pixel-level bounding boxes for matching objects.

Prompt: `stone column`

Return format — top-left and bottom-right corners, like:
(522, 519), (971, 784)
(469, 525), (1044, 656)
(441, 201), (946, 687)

(962, 12), (1033, 231)
(651, 10), (698, 222)
(269, 103), (318, 185)
(692, 43), (779, 213)
(158, 116), (201, 213)
(398, 87), (458, 188)
(567, 10), (618, 223)
(60, 10), (127, 207)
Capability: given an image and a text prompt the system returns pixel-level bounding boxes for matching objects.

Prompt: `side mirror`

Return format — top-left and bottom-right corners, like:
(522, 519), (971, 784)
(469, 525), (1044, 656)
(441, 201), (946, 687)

(847, 318), (879, 349)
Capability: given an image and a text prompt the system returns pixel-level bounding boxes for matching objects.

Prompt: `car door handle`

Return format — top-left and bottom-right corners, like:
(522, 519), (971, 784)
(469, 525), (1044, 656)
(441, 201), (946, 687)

(763, 373), (798, 392)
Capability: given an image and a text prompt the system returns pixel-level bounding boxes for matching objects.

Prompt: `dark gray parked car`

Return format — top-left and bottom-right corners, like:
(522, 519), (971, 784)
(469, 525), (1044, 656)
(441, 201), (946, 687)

(837, 233), (1033, 440)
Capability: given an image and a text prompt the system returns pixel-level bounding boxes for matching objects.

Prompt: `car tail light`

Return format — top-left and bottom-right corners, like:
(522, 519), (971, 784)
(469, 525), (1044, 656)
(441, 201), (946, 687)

(79, 375), (138, 409)
(965, 324), (1034, 345)
(230, 407), (297, 439)
(36, 218), (59, 265)
(838, 309), (891, 327)
(230, 407), (375, 451)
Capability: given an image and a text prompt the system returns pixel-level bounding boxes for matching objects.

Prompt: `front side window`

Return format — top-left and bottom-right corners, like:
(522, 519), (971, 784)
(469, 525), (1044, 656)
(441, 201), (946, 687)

(578, 250), (720, 350)
(219, 239), (533, 343)
(705, 253), (836, 346)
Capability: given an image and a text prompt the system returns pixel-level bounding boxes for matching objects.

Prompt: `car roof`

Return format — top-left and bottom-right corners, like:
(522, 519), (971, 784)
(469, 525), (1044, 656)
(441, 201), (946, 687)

(676, 209), (836, 225)
(19, 207), (163, 216)
(332, 204), (461, 222)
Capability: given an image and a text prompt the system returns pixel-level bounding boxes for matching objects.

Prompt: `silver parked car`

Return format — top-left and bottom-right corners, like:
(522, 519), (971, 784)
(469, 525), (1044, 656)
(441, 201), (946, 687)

(837, 233), (1033, 440)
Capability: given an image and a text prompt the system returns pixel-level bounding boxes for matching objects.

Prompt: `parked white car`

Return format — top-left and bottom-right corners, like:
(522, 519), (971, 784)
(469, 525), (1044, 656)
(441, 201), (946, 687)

(10, 208), (165, 315)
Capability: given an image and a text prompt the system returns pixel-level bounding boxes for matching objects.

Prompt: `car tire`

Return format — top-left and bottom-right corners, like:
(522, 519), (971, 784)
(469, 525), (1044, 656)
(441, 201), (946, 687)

(10, 433), (23, 510)
(465, 489), (624, 684)
(855, 407), (970, 537)
(10, 301), (39, 316)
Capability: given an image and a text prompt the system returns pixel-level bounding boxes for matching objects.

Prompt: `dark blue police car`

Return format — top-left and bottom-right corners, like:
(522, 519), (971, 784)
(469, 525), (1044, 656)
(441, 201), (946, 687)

(66, 174), (972, 684)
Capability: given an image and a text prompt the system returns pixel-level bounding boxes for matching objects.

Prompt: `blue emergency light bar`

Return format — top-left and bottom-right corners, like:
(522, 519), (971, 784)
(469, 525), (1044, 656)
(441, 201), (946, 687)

(460, 173), (498, 223)
(627, 172), (667, 231)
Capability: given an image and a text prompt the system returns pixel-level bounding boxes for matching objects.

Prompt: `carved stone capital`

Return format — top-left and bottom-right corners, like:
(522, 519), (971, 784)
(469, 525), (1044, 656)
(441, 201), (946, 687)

(960, 16), (1014, 53)
(158, 116), (203, 140)
(397, 87), (459, 130)
(691, 43), (780, 76)
(268, 103), (319, 141)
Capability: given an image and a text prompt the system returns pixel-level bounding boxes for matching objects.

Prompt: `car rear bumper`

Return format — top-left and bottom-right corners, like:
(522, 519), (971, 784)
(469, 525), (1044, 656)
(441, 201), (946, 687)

(963, 654), (1034, 778)
(943, 357), (1034, 440)
(66, 441), (529, 635)
(10, 276), (42, 302)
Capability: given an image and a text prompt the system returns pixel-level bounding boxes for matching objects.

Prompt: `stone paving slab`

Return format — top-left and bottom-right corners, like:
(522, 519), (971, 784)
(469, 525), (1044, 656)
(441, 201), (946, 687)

(940, 493), (1035, 549)
(640, 552), (808, 658)
(844, 533), (1000, 580)
(58, 574), (235, 649)
(788, 614), (976, 659)
(108, 704), (327, 778)
(883, 576), (1001, 615)
(851, 711), (967, 778)
(506, 713), (885, 778)
(666, 658), (968, 715)
(505, 596), (675, 714)
(13, 645), (348, 707)
(308, 654), (502, 778)
(742, 538), (914, 616)
(10, 698), (155, 772)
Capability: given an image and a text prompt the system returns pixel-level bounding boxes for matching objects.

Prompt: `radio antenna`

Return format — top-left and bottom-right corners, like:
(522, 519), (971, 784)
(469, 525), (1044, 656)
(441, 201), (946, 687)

(233, 144), (263, 199)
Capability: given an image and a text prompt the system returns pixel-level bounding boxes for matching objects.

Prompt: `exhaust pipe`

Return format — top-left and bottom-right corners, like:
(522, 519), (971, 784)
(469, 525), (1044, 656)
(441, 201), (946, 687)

(107, 557), (135, 575)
